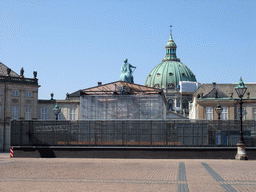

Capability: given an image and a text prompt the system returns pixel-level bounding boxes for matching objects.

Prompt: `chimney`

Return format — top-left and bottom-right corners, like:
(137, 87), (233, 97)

(212, 82), (216, 87)
(98, 82), (102, 86)
(247, 91), (250, 99)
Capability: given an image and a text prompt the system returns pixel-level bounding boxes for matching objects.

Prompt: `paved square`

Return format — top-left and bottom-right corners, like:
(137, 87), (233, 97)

(1, 154), (256, 192)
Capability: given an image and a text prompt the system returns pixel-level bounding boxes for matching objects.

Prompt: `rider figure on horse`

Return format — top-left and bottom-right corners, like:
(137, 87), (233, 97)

(120, 58), (136, 83)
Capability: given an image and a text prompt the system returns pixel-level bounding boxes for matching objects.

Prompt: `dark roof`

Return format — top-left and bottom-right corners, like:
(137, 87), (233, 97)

(0, 62), (19, 77)
(194, 83), (256, 99)
(203, 87), (228, 98)
(38, 99), (56, 103)
(68, 90), (81, 97)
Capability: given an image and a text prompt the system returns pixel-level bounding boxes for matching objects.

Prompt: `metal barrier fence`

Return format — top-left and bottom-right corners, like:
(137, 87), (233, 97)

(11, 120), (256, 147)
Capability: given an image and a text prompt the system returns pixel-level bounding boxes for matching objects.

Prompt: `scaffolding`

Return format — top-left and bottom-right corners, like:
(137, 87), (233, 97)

(80, 95), (166, 119)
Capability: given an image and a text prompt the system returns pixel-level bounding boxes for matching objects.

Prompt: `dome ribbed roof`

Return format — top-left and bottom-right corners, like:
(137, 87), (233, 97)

(145, 61), (196, 88)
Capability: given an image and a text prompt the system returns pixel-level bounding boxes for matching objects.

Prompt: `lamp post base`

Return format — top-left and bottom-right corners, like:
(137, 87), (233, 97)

(235, 142), (248, 160)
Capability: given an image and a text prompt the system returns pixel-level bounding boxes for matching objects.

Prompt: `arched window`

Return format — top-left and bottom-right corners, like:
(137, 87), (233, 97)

(182, 99), (189, 110)
(168, 99), (173, 111)
(176, 98), (180, 108)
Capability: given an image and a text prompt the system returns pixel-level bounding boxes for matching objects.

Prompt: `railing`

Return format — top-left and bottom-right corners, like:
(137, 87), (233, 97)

(10, 120), (256, 147)
(0, 76), (38, 85)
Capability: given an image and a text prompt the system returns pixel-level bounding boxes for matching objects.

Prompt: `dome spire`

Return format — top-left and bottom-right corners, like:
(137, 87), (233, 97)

(170, 25), (172, 37)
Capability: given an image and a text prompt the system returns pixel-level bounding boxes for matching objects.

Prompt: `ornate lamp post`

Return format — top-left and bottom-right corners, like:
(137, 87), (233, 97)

(215, 103), (223, 120)
(215, 103), (223, 145)
(234, 77), (248, 160)
(53, 104), (61, 121)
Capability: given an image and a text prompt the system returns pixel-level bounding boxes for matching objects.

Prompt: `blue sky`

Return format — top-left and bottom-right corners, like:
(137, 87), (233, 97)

(0, 0), (255, 99)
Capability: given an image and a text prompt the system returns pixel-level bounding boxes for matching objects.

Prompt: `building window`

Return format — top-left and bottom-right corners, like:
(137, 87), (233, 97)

(70, 108), (76, 120)
(253, 108), (256, 120)
(26, 92), (32, 97)
(237, 107), (245, 120)
(25, 107), (31, 120)
(58, 112), (63, 120)
(41, 108), (48, 120)
(221, 107), (228, 120)
(12, 106), (19, 119)
(12, 90), (19, 96)
(206, 107), (213, 120)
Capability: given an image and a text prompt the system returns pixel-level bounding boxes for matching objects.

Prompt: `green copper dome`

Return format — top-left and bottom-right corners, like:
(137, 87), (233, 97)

(145, 31), (196, 89)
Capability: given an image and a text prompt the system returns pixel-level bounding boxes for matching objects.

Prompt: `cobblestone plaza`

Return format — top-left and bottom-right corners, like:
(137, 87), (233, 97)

(1, 153), (256, 192)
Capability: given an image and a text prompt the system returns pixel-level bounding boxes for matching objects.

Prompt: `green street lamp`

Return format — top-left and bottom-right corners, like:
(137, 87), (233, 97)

(234, 77), (248, 160)
(53, 104), (61, 121)
(215, 103), (223, 145)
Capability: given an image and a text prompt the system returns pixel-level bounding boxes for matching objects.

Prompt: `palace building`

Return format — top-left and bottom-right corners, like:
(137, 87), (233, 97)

(0, 62), (39, 151)
(190, 82), (256, 120)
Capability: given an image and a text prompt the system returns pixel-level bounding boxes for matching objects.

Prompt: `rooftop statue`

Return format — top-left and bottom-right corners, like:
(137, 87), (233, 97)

(120, 58), (136, 83)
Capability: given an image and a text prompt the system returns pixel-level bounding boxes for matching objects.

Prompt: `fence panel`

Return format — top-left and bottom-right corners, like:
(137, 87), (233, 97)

(10, 120), (256, 147)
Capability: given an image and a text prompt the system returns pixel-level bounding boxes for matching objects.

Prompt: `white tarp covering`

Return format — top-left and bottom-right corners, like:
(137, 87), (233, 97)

(180, 81), (201, 93)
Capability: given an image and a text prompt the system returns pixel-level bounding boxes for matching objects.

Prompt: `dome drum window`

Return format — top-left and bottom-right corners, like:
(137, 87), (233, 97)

(154, 84), (160, 88)
(169, 73), (173, 76)
(182, 73), (185, 76)
(157, 73), (161, 77)
(168, 83), (174, 88)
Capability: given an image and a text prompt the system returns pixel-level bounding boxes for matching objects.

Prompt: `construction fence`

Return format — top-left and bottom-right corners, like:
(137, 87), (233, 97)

(10, 120), (256, 147)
